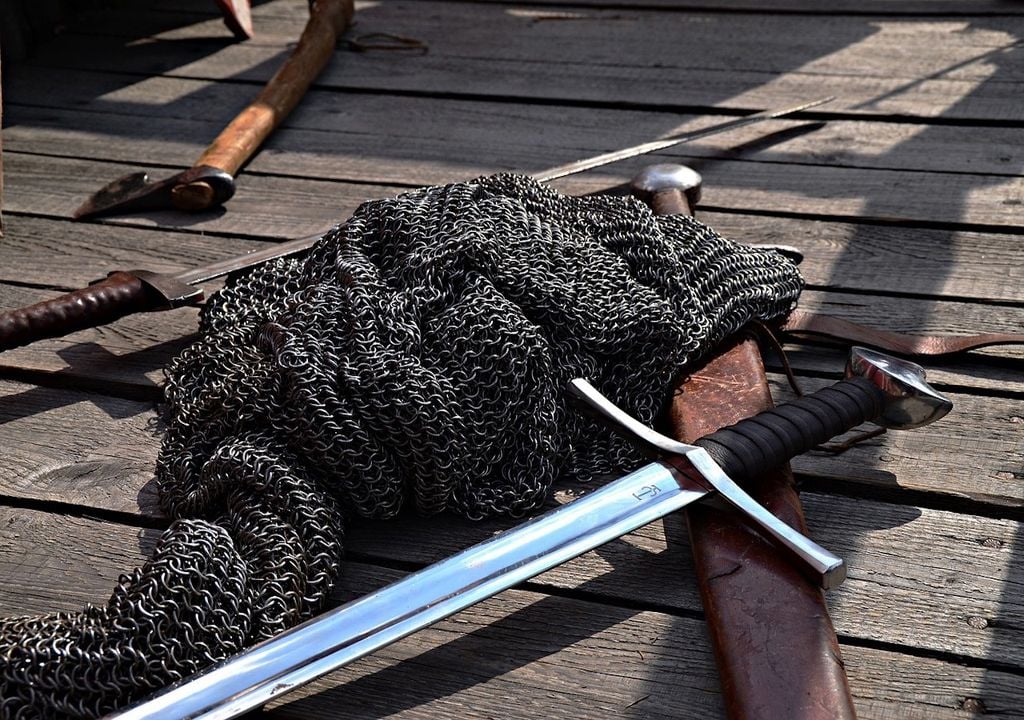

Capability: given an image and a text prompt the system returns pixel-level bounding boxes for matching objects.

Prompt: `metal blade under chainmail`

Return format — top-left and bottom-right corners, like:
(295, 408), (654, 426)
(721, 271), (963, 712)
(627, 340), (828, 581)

(0, 174), (802, 719)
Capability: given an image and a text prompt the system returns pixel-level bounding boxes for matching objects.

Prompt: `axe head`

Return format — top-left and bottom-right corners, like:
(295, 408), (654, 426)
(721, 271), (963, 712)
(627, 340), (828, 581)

(73, 165), (236, 220)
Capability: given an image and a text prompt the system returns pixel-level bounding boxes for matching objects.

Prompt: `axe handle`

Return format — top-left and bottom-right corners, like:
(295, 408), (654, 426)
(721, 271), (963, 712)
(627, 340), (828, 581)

(172, 0), (354, 210)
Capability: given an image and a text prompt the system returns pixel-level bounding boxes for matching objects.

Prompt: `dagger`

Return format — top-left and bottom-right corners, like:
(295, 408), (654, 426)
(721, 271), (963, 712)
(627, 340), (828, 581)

(105, 346), (951, 720)
(2, 97), (831, 353)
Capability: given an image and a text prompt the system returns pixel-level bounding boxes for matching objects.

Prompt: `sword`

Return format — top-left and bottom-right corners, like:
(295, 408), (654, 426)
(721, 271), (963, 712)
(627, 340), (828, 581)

(1, 97), (832, 353)
(106, 346), (951, 720)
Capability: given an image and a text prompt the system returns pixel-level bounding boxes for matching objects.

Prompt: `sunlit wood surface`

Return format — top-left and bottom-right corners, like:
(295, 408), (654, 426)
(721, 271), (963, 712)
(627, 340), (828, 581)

(1, 1), (1023, 717)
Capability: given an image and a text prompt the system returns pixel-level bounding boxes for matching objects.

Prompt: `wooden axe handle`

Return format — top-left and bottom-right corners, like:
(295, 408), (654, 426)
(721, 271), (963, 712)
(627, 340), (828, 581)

(173, 0), (354, 209)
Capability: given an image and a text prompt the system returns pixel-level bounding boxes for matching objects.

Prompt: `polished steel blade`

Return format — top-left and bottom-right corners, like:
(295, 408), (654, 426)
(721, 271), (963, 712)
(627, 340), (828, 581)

(174, 231), (327, 286)
(170, 97), (834, 287)
(534, 96), (834, 183)
(110, 462), (709, 720)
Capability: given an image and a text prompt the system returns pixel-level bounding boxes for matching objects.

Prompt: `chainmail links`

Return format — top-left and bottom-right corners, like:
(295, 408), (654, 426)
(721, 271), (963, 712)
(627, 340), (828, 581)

(0, 175), (801, 718)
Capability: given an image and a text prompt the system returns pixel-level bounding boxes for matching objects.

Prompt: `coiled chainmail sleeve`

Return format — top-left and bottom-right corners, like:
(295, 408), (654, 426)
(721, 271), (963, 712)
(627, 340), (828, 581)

(0, 175), (802, 719)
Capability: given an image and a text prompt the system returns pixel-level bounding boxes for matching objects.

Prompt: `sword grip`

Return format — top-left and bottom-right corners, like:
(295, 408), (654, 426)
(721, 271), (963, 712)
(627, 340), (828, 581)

(0, 272), (161, 352)
(694, 377), (886, 483)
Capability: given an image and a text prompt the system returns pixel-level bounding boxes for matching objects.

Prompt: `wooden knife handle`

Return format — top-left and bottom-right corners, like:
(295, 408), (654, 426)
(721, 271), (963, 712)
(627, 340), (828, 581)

(192, 0), (354, 177)
(0, 272), (159, 352)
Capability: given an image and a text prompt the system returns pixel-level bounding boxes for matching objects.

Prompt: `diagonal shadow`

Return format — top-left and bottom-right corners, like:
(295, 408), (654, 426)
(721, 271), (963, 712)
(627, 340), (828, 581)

(0, 335), (190, 422)
(269, 526), (719, 719)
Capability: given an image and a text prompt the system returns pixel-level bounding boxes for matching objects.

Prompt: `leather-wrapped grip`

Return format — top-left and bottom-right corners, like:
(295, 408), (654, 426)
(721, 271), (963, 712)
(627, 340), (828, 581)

(695, 376), (886, 483)
(0, 272), (158, 352)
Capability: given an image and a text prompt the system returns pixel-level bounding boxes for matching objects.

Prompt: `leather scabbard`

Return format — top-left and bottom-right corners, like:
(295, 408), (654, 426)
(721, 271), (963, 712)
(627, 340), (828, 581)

(665, 336), (857, 720)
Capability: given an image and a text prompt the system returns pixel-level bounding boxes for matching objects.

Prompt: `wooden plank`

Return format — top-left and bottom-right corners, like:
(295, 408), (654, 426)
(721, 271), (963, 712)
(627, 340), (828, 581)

(6, 78), (1024, 181)
(152, 0), (1024, 16)
(22, 1), (1024, 121)
(0, 214), (274, 290)
(699, 211), (1024, 304)
(456, 0), (1024, 12)
(1, 504), (1022, 719)
(792, 290), (1024, 361)
(0, 152), (396, 239)
(1, 371), (1022, 661)
(58, 0), (1024, 89)
(0, 380), (160, 515)
(557, 163), (1024, 231)
(5, 142), (1024, 242)
(340, 490), (1024, 666)
(0, 281), (200, 390)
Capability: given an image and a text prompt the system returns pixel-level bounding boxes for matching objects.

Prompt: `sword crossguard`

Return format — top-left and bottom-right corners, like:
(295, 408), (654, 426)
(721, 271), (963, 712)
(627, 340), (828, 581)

(569, 346), (952, 589)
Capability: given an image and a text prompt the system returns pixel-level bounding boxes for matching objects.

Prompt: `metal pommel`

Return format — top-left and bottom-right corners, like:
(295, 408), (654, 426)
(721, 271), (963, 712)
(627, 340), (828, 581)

(845, 346), (953, 430)
(630, 163), (703, 207)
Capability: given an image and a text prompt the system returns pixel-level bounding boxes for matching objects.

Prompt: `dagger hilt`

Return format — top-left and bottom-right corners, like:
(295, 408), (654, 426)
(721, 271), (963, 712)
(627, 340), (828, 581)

(570, 346), (951, 588)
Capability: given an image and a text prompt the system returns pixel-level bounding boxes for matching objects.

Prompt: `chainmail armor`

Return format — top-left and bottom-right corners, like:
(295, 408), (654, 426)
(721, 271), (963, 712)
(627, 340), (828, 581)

(0, 174), (802, 718)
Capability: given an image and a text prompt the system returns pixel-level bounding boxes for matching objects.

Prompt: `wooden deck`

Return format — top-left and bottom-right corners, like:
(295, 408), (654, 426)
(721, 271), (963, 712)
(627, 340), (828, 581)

(1, 1), (1023, 717)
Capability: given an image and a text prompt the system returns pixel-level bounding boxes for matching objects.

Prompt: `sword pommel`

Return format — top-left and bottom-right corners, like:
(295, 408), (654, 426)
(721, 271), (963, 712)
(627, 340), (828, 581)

(845, 346), (952, 429)
(630, 163), (702, 217)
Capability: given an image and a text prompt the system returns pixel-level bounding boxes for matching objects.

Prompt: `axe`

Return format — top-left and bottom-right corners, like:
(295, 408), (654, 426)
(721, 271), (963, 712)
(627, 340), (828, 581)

(73, 0), (354, 220)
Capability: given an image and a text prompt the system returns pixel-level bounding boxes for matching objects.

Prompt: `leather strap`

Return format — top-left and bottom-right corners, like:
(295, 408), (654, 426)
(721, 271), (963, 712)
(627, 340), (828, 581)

(665, 338), (857, 720)
(781, 309), (1024, 356)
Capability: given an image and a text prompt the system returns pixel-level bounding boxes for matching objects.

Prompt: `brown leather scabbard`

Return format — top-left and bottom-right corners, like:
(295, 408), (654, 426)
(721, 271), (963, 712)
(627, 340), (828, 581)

(665, 336), (857, 720)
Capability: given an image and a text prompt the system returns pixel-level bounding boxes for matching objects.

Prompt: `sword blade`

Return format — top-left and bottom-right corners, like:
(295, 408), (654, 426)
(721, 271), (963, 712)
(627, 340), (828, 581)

(173, 231), (325, 286)
(171, 97), (834, 286)
(533, 96), (834, 183)
(110, 462), (708, 720)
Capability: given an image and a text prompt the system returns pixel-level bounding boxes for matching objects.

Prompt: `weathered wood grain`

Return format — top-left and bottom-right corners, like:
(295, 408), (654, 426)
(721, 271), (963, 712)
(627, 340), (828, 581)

(452, 0), (1024, 12)
(0, 214), (276, 290)
(151, 0), (1024, 16)
(1, 504), (1022, 719)
(345, 489), (1024, 666)
(0, 372), (1021, 665)
(7, 68), (1024, 180)
(152, 0), (1024, 18)
(700, 212), (1024, 304)
(0, 281), (199, 390)
(5, 143), (1024, 242)
(1, 152), (394, 239)
(25, 1), (1024, 121)
(0, 380), (161, 515)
